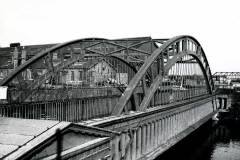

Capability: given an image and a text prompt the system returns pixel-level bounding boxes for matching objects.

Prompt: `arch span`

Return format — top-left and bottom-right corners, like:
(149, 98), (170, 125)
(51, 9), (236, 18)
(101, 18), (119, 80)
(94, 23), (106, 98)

(138, 53), (212, 111)
(111, 35), (214, 115)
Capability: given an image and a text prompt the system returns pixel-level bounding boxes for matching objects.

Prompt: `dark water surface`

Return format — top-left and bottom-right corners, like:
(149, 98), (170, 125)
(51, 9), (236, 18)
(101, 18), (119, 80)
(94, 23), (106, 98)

(156, 120), (240, 160)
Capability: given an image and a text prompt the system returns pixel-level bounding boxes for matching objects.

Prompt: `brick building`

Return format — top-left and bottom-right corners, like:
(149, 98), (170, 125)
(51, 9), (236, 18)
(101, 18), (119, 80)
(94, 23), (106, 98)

(0, 43), (55, 80)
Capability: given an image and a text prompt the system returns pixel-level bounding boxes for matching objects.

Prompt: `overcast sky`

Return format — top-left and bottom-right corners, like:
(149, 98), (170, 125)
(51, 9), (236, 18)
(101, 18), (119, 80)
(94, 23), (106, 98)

(0, 0), (239, 73)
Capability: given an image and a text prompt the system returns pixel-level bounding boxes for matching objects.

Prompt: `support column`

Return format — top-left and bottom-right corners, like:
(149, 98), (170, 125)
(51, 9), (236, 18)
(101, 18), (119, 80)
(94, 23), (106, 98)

(142, 125), (146, 155)
(176, 113), (179, 134)
(151, 122), (155, 150)
(193, 108), (196, 123)
(180, 112), (184, 132)
(171, 116), (174, 138)
(112, 135), (120, 160)
(136, 126), (142, 158)
(183, 112), (185, 131)
(154, 120), (158, 148)
(187, 110), (190, 126)
(189, 110), (191, 125)
(126, 132), (131, 160)
(146, 123), (151, 153)
(183, 111), (187, 130)
(173, 115), (176, 138)
(169, 116), (172, 139)
(170, 116), (173, 138)
(166, 117), (169, 140)
(162, 118), (166, 143)
(171, 115), (174, 137)
(158, 119), (162, 145)
(131, 130), (137, 160)
(120, 132), (126, 158)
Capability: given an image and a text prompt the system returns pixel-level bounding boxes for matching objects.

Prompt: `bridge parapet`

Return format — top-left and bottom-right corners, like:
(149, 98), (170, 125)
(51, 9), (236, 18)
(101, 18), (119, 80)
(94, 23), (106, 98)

(82, 96), (217, 159)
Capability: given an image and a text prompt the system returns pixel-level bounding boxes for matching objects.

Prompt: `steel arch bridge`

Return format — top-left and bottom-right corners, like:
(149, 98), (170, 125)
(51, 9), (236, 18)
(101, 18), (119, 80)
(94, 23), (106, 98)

(0, 35), (214, 121)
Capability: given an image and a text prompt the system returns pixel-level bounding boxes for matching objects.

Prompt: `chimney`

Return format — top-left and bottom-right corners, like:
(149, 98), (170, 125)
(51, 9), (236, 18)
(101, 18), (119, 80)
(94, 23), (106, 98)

(13, 47), (19, 68)
(10, 43), (21, 68)
(10, 43), (20, 48)
(21, 47), (26, 64)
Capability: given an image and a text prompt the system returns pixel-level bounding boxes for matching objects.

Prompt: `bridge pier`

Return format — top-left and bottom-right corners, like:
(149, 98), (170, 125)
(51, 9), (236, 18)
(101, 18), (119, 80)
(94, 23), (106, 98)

(217, 95), (231, 110)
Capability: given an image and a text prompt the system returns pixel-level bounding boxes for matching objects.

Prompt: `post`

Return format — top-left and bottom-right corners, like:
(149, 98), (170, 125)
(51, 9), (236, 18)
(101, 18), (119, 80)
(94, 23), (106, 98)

(56, 128), (62, 160)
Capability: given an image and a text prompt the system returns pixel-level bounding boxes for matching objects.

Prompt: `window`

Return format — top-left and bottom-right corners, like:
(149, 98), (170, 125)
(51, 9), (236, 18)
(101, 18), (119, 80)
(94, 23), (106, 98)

(71, 71), (75, 81)
(79, 70), (83, 80)
(53, 52), (58, 60)
(64, 53), (71, 60)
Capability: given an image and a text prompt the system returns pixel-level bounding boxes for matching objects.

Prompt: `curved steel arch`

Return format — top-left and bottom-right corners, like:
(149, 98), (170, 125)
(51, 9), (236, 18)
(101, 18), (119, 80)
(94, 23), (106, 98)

(0, 38), (109, 86)
(111, 35), (214, 115)
(138, 53), (212, 111)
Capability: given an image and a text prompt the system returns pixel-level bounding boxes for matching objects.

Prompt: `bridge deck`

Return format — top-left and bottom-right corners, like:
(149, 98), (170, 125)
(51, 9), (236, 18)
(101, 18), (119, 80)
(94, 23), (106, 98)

(0, 117), (116, 160)
(0, 117), (63, 158)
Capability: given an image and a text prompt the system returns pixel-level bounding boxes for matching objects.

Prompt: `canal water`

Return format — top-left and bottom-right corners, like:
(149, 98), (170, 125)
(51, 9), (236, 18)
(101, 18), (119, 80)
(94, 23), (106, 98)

(156, 118), (240, 160)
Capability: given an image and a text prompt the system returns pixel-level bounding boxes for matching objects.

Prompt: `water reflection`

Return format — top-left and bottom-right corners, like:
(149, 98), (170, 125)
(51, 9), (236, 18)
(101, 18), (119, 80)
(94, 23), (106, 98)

(156, 120), (240, 160)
